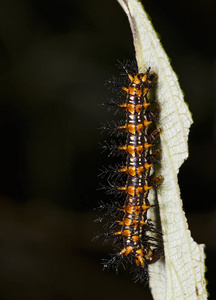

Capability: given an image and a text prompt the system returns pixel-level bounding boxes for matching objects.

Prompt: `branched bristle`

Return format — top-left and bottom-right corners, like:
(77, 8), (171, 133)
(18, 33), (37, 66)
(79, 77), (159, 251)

(98, 180), (125, 198)
(98, 164), (126, 180)
(99, 140), (125, 157)
(102, 253), (128, 273)
(96, 200), (123, 212)
(105, 76), (124, 90)
(100, 121), (125, 137)
(116, 59), (138, 76)
(131, 265), (149, 284)
(92, 232), (114, 241)
(95, 201), (124, 228)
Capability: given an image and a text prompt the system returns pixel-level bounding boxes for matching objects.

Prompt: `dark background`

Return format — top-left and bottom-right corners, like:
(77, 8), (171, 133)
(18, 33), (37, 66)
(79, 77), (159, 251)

(0, 0), (215, 299)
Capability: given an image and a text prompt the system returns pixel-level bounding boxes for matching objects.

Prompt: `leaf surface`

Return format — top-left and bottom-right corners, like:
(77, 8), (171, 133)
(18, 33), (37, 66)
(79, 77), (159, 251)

(117, 1), (207, 299)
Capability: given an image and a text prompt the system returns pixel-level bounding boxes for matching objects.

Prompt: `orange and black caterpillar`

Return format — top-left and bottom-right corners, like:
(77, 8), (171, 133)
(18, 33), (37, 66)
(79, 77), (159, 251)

(96, 61), (163, 283)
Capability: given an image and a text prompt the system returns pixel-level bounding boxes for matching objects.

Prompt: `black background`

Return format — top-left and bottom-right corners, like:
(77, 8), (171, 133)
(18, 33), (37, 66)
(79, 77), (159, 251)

(0, 0), (215, 299)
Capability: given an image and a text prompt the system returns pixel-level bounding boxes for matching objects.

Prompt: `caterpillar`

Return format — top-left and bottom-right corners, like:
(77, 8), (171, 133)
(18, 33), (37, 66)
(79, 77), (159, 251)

(96, 61), (163, 283)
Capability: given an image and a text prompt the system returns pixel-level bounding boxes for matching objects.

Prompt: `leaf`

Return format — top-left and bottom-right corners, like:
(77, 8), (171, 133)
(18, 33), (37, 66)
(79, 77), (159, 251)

(117, 0), (208, 299)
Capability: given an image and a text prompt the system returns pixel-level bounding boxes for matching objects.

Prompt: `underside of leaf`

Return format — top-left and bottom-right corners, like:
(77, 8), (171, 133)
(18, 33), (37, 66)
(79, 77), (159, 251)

(117, 0), (207, 299)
